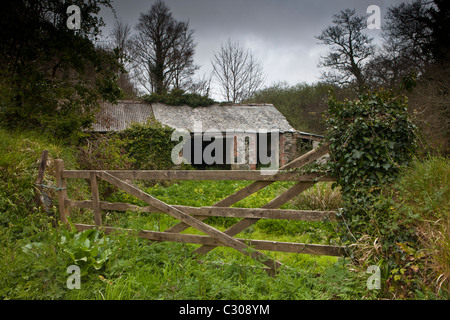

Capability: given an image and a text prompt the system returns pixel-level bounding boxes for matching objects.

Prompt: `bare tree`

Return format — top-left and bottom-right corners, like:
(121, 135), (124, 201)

(380, 0), (449, 153)
(363, 35), (417, 91)
(408, 63), (450, 153)
(110, 19), (138, 98)
(316, 9), (374, 93)
(383, 0), (434, 71)
(111, 19), (132, 66)
(131, 0), (197, 94)
(211, 39), (265, 103)
(186, 73), (212, 97)
(363, 0), (448, 92)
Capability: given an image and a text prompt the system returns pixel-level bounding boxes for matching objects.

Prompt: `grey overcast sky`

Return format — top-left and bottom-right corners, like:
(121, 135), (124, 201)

(99, 0), (408, 99)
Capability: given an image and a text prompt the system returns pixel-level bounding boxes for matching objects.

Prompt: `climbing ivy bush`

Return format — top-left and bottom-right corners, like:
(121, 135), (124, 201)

(326, 90), (417, 202)
(121, 121), (187, 171)
(324, 90), (418, 275)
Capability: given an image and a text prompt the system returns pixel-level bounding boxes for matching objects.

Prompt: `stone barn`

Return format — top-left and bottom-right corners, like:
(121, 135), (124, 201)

(92, 100), (323, 170)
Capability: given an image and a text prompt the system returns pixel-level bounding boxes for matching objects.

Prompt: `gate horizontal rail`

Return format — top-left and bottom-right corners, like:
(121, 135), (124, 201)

(61, 169), (336, 182)
(66, 199), (338, 221)
(74, 223), (344, 256)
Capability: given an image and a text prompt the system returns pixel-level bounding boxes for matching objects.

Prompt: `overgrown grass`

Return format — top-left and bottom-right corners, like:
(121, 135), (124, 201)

(101, 180), (341, 245)
(348, 155), (449, 299)
(393, 155), (449, 297)
(1, 127), (371, 300)
(3, 127), (447, 300)
(0, 128), (85, 234)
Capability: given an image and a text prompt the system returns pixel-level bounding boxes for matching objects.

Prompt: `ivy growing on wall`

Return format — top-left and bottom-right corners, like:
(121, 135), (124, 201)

(121, 121), (189, 171)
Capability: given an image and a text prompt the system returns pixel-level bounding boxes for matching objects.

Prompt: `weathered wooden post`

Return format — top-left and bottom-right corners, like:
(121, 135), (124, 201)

(90, 172), (102, 226)
(54, 159), (69, 225)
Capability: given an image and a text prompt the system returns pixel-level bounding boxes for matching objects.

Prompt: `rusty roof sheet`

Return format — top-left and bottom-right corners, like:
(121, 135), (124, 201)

(92, 100), (154, 132)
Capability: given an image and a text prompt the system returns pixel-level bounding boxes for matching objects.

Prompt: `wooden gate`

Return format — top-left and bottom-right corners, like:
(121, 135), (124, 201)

(54, 143), (344, 276)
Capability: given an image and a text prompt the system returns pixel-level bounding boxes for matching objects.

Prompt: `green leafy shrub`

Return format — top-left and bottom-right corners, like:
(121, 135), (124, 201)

(324, 89), (420, 297)
(122, 121), (188, 171)
(59, 227), (115, 276)
(326, 90), (417, 202)
(325, 90), (417, 235)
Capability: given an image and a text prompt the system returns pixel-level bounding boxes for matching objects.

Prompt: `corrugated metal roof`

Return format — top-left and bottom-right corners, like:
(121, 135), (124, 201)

(92, 100), (155, 132)
(93, 101), (297, 133)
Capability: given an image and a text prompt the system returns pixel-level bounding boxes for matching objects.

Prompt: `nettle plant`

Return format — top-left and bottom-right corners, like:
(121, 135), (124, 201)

(325, 89), (417, 248)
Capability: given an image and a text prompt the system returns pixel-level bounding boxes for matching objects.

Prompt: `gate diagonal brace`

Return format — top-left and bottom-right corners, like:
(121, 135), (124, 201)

(97, 171), (283, 273)
(193, 143), (330, 257)
(194, 181), (316, 257)
(164, 143), (330, 236)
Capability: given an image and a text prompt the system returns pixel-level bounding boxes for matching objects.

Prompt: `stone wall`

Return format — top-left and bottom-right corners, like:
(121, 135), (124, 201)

(279, 132), (300, 167)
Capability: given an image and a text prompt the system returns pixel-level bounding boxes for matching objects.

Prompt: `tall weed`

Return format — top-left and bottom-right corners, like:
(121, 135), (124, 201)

(292, 182), (343, 211)
(350, 155), (449, 298)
